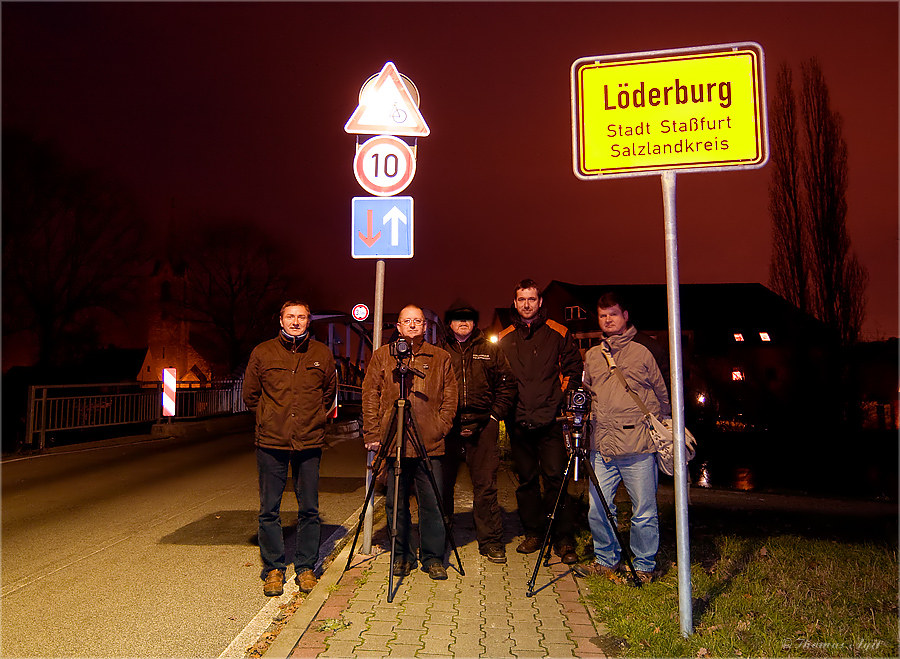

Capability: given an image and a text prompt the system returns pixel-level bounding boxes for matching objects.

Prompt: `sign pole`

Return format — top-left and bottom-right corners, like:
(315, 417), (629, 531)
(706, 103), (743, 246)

(362, 258), (386, 553)
(661, 170), (692, 637)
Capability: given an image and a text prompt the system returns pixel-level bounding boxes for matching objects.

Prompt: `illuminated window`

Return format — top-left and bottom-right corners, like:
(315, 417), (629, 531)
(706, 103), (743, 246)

(566, 306), (587, 321)
(732, 370), (745, 381)
(733, 333), (744, 342)
(759, 332), (771, 341)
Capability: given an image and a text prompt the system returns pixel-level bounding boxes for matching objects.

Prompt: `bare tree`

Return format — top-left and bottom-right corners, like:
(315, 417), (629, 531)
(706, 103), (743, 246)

(172, 218), (292, 373)
(767, 63), (809, 314)
(800, 59), (868, 346)
(2, 130), (149, 367)
(767, 59), (868, 346)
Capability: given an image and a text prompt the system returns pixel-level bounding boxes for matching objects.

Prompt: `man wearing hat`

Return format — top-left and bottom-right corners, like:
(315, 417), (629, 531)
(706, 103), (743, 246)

(440, 299), (517, 563)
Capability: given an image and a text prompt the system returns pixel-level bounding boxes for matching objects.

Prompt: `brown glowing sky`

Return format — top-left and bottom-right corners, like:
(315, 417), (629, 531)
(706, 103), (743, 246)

(3, 2), (897, 341)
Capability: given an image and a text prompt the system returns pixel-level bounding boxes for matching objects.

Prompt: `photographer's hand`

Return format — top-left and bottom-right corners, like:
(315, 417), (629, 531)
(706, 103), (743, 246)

(365, 440), (381, 452)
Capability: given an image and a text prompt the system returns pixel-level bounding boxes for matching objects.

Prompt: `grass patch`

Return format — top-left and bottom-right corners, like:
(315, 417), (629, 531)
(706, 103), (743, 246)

(581, 534), (898, 657)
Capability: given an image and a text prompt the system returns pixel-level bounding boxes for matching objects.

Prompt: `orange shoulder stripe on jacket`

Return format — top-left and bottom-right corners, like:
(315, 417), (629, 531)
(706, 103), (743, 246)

(545, 318), (569, 337)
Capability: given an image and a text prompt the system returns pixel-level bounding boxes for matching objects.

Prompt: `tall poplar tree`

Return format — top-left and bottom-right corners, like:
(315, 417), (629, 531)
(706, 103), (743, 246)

(767, 58), (868, 346)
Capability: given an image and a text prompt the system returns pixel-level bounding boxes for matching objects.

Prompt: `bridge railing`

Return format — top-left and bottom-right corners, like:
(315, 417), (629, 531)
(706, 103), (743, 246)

(24, 379), (361, 452)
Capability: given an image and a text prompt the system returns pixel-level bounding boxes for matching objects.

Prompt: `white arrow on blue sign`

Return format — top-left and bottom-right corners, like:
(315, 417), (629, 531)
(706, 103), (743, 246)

(351, 196), (414, 259)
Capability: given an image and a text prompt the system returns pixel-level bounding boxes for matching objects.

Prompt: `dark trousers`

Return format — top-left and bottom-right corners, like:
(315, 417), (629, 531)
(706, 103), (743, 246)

(257, 446), (321, 579)
(508, 421), (574, 546)
(442, 419), (504, 550)
(385, 456), (446, 568)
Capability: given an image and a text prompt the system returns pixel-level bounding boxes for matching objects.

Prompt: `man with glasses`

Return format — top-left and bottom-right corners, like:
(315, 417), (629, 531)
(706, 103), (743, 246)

(362, 305), (458, 580)
(243, 300), (337, 597)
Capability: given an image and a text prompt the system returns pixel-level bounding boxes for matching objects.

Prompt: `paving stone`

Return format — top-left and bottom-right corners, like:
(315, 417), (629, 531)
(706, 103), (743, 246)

(319, 639), (361, 657)
(419, 637), (453, 654)
(356, 633), (395, 652)
(395, 613), (429, 630)
(541, 642), (576, 657)
(389, 628), (425, 647)
(539, 628), (574, 645)
(386, 642), (423, 657)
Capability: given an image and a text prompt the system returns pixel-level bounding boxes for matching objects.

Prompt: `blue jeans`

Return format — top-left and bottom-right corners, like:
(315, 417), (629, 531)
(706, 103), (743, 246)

(587, 451), (659, 572)
(385, 456), (446, 567)
(257, 446), (321, 578)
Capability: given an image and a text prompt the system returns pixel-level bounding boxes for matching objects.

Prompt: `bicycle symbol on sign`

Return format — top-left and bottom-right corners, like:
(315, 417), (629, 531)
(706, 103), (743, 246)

(391, 103), (407, 124)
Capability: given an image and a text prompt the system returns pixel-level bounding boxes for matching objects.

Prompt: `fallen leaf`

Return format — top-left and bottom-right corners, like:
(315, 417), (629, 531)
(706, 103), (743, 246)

(697, 648), (710, 657)
(759, 546), (768, 557)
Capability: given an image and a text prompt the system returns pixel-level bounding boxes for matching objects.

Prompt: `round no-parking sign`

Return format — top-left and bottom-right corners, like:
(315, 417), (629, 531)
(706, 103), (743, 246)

(353, 135), (416, 196)
(351, 304), (370, 321)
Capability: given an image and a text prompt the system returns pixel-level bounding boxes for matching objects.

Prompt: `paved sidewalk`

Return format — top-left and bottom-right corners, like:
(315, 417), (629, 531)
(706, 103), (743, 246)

(265, 465), (607, 658)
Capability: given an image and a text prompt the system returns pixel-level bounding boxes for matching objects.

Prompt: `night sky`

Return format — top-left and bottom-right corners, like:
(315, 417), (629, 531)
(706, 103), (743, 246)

(3, 2), (897, 347)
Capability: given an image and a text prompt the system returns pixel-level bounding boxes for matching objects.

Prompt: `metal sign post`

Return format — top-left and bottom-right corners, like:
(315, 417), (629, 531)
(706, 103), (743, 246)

(362, 259), (386, 553)
(661, 170), (692, 637)
(570, 42), (769, 638)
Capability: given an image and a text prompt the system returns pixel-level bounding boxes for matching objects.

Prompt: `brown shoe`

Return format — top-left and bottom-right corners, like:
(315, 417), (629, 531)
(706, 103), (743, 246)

(573, 562), (620, 580)
(295, 569), (317, 593)
(426, 562), (448, 580)
(635, 570), (655, 584)
(263, 569), (285, 597)
(480, 545), (507, 564)
(555, 543), (578, 565)
(516, 536), (542, 554)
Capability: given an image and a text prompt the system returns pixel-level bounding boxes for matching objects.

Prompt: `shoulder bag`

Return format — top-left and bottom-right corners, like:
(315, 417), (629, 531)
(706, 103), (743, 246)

(600, 341), (696, 476)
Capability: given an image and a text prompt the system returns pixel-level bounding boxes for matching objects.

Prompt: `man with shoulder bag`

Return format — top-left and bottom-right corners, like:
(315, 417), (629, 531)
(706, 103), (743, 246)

(576, 292), (670, 585)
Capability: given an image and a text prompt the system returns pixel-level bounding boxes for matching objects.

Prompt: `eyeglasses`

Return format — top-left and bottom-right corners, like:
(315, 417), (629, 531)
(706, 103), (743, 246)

(399, 319), (425, 327)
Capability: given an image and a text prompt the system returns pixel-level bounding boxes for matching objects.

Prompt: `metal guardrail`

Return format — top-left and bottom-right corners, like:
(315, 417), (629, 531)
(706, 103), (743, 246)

(25, 380), (247, 452)
(24, 379), (361, 452)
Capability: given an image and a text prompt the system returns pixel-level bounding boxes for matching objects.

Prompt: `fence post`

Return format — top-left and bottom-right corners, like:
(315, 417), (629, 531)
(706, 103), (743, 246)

(25, 385), (35, 450)
(38, 387), (48, 452)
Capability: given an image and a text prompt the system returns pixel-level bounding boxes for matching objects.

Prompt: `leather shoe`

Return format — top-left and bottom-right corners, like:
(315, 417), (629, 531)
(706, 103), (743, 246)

(263, 569), (284, 597)
(573, 562), (620, 580)
(392, 560), (414, 577)
(426, 562), (448, 580)
(295, 568), (317, 593)
(516, 536), (542, 554)
(555, 543), (578, 565)
(480, 545), (507, 564)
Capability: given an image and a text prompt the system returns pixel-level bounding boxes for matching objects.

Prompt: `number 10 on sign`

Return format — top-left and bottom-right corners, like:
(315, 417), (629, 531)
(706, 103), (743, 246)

(353, 135), (416, 196)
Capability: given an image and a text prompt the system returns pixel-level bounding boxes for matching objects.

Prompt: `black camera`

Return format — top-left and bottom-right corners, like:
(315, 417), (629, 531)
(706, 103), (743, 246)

(390, 338), (411, 358)
(566, 387), (591, 415)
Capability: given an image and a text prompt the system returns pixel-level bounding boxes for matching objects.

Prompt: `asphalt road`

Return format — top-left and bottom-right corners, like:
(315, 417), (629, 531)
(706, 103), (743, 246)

(1, 423), (369, 658)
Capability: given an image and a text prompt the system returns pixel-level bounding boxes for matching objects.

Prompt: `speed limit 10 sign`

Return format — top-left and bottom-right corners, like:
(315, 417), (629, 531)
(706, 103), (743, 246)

(353, 135), (416, 196)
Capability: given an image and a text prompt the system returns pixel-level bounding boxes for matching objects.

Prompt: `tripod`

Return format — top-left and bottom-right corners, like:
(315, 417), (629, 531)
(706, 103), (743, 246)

(344, 351), (464, 602)
(526, 414), (642, 596)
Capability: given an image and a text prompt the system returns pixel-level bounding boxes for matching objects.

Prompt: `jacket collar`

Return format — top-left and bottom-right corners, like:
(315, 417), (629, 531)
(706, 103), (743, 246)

(279, 330), (310, 353)
(603, 324), (637, 352)
(447, 328), (484, 352)
(510, 304), (547, 336)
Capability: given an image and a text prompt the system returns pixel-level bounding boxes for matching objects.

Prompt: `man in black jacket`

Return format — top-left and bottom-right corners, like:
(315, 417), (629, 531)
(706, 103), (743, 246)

(498, 280), (583, 564)
(440, 299), (517, 563)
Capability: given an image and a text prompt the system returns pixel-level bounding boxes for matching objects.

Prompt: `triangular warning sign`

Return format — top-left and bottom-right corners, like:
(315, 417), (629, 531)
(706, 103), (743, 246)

(345, 62), (430, 137)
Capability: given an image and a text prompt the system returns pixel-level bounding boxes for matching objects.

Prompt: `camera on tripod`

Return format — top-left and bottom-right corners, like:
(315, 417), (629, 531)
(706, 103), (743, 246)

(565, 386), (591, 423)
(390, 337), (411, 359)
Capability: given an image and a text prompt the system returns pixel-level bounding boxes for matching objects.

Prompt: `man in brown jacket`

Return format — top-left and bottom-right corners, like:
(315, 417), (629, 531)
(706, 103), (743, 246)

(243, 301), (337, 597)
(362, 305), (458, 580)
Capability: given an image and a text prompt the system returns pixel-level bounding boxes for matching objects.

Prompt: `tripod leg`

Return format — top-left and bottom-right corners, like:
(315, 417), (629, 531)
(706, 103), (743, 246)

(404, 408), (465, 576)
(344, 407), (397, 572)
(577, 448), (642, 588)
(526, 451), (577, 597)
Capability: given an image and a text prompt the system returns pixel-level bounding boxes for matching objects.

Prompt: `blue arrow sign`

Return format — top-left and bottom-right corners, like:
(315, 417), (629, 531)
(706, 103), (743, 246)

(351, 196), (414, 259)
